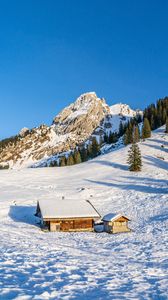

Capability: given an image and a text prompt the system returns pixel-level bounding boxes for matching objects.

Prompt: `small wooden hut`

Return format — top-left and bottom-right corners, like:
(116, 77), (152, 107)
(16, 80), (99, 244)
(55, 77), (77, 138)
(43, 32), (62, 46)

(102, 213), (131, 234)
(36, 199), (100, 232)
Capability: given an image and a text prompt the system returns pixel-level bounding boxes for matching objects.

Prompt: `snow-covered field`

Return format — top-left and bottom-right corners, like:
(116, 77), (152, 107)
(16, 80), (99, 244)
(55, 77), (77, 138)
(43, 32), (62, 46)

(0, 128), (168, 300)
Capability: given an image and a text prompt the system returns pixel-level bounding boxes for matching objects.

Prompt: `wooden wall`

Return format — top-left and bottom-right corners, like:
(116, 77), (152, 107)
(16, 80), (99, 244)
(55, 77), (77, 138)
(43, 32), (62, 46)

(48, 218), (94, 232)
(104, 220), (131, 233)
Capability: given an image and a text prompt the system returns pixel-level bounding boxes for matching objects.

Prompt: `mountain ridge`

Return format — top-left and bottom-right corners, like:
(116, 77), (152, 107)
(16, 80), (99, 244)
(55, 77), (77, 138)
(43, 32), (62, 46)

(0, 92), (142, 169)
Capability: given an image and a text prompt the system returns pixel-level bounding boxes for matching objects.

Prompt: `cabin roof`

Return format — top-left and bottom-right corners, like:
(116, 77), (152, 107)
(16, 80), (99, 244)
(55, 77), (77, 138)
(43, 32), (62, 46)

(37, 199), (100, 219)
(102, 213), (130, 222)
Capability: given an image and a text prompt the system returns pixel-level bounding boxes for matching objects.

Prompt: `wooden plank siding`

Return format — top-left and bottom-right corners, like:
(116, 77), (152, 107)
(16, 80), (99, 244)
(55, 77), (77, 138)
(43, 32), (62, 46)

(47, 218), (94, 232)
(103, 219), (131, 234)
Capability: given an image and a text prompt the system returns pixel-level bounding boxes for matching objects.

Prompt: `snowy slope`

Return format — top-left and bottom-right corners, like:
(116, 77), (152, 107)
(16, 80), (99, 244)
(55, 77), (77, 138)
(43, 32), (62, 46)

(0, 127), (167, 299)
(96, 103), (143, 135)
(110, 103), (142, 117)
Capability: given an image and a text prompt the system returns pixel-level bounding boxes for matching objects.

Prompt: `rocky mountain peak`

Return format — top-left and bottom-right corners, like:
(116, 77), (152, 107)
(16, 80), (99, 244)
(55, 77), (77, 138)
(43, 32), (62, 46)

(72, 92), (107, 110)
(0, 92), (141, 169)
(19, 127), (30, 138)
(53, 92), (110, 135)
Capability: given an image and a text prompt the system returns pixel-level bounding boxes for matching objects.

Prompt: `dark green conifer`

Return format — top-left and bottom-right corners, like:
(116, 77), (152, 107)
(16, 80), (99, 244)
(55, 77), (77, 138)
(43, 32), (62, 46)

(49, 160), (58, 167)
(119, 121), (124, 137)
(133, 126), (140, 143)
(142, 118), (151, 139)
(165, 116), (168, 133)
(124, 128), (130, 145)
(163, 108), (167, 124)
(80, 147), (88, 162)
(127, 143), (142, 171)
(67, 154), (75, 165)
(73, 150), (82, 164)
(108, 132), (118, 144)
(104, 133), (109, 144)
(91, 137), (100, 157)
(59, 156), (66, 167)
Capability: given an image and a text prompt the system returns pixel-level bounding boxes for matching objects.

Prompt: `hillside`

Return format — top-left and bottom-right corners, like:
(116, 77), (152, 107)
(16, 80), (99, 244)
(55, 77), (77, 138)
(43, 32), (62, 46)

(0, 126), (167, 299)
(0, 92), (142, 169)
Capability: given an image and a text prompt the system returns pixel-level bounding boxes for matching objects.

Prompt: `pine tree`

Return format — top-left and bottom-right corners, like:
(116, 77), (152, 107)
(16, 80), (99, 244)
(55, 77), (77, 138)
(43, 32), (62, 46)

(124, 121), (133, 145)
(86, 138), (100, 158)
(87, 143), (93, 158)
(99, 135), (104, 146)
(49, 160), (58, 167)
(136, 114), (142, 123)
(127, 143), (142, 171)
(150, 114), (155, 130)
(123, 122), (128, 135)
(80, 147), (88, 162)
(124, 128), (130, 145)
(142, 118), (151, 139)
(163, 108), (167, 125)
(59, 156), (66, 167)
(128, 122), (134, 143)
(165, 116), (168, 133)
(104, 133), (109, 144)
(142, 97), (168, 132)
(67, 154), (75, 166)
(133, 126), (140, 143)
(90, 137), (100, 158)
(119, 121), (124, 137)
(73, 150), (82, 164)
(108, 132), (118, 144)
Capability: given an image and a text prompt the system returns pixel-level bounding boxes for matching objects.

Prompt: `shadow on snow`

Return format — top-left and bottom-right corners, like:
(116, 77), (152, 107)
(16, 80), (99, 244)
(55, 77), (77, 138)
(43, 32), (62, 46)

(145, 155), (168, 171)
(8, 205), (39, 226)
(85, 176), (168, 194)
(143, 143), (168, 154)
(89, 160), (128, 171)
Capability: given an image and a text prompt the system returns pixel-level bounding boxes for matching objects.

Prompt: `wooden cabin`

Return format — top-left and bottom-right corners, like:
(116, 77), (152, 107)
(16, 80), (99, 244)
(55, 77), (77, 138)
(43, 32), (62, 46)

(36, 199), (100, 232)
(102, 213), (131, 234)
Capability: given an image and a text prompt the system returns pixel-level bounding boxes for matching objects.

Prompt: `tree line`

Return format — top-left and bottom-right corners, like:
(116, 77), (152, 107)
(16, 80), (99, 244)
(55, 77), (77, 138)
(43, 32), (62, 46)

(124, 97), (168, 145)
(124, 117), (151, 146)
(49, 137), (100, 167)
(0, 97), (167, 168)
(127, 97), (168, 172)
(143, 97), (168, 130)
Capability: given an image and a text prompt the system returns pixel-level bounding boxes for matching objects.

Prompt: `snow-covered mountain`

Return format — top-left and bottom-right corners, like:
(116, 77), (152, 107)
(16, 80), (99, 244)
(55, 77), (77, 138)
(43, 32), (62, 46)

(0, 92), (142, 168)
(110, 103), (142, 117)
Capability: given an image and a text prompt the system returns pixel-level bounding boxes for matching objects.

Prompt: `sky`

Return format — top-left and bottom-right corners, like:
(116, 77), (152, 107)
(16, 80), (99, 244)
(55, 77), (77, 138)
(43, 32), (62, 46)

(0, 0), (168, 139)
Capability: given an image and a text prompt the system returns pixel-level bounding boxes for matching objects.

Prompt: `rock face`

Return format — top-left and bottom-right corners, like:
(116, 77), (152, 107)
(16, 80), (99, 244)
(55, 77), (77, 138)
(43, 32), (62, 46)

(53, 92), (110, 138)
(0, 92), (141, 168)
(19, 127), (30, 137)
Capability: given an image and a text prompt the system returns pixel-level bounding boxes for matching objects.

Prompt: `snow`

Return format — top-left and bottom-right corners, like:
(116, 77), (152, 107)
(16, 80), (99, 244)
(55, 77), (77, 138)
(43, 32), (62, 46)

(59, 92), (107, 122)
(110, 103), (142, 117)
(19, 127), (29, 137)
(102, 103), (143, 134)
(4, 96), (143, 170)
(102, 213), (130, 222)
(38, 199), (100, 219)
(0, 127), (168, 299)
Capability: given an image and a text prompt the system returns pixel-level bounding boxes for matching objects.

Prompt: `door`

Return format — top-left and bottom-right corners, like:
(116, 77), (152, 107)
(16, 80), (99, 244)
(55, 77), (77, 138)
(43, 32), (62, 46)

(55, 224), (60, 231)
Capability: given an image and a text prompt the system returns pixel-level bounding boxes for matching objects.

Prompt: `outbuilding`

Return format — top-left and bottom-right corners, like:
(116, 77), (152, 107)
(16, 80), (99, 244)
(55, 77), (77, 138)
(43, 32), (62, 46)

(36, 199), (100, 232)
(102, 213), (131, 233)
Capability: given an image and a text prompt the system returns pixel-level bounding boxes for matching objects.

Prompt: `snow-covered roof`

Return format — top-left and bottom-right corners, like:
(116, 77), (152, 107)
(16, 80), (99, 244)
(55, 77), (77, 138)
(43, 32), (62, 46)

(38, 199), (100, 219)
(102, 213), (130, 222)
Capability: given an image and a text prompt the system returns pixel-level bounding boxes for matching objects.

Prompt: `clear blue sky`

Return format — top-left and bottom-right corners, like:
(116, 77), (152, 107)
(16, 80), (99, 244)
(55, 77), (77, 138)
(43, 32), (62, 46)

(0, 0), (168, 139)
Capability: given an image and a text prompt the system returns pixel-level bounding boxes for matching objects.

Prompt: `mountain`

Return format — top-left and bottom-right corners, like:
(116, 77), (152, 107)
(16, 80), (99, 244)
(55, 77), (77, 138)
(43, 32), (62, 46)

(0, 92), (142, 169)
